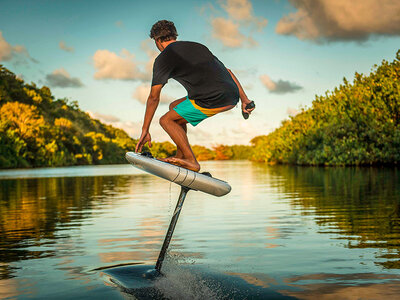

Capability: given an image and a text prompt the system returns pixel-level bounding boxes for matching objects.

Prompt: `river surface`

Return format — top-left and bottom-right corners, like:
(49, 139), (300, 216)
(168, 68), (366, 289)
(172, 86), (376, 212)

(0, 161), (399, 299)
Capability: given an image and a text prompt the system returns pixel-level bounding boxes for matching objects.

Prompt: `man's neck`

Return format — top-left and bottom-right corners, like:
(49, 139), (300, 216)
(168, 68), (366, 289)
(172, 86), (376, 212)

(160, 40), (176, 51)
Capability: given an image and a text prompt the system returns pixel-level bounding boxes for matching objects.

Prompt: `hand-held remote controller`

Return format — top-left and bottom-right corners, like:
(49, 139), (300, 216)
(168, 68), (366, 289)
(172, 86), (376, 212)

(242, 101), (255, 119)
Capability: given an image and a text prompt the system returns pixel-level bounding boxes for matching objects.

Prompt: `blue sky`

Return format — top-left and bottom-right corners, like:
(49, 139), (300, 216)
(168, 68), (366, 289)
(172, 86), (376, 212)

(1, 0), (400, 146)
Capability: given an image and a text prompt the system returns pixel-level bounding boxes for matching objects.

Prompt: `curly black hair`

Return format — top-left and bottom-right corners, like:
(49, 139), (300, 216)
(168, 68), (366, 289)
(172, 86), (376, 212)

(149, 20), (178, 42)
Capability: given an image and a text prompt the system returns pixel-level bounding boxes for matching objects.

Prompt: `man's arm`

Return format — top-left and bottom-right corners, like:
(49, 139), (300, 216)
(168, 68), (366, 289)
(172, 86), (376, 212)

(141, 84), (163, 132)
(227, 69), (254, 114)
(135, 84), (163, 152)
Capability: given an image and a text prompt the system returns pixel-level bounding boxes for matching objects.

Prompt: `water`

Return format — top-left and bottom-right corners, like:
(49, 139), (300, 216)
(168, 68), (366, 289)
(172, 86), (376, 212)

(0, 161), (399, 299)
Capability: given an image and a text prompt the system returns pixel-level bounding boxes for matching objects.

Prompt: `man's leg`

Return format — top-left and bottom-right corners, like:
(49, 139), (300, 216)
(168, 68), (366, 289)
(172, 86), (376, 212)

(168, 97), (187, 159)
(159, 109), (200, 172)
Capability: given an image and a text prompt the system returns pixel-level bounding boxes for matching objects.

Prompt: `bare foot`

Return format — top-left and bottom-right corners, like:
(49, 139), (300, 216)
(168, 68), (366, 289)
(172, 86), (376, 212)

(159, 155), (184, 162)
(159, 157), (172, 162)
(167, 157), (200, 172)
(160, 156), (179, 163)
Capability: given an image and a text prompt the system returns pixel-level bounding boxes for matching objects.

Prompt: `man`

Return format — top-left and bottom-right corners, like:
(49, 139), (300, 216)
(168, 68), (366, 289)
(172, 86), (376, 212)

(135, 20), (254, 171)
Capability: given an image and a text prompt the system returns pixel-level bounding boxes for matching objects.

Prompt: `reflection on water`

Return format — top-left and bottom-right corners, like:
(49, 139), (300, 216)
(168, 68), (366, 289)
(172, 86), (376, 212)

(0, 176), (133, 275)
(268, 166), (400, 269)
(0, 162), (399, 299)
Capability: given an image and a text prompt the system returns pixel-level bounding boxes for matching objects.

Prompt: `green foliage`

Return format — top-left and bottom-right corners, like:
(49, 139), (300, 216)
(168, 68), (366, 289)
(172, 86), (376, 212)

(191, 144), (252, 161)
(251, 50), (400, 166)
(0, 65), (138, 168)
(192, 145), (216, 161)
(228, 145), (253, 160)
(0, 65), (258, 168)
(149, 141), (176, 158)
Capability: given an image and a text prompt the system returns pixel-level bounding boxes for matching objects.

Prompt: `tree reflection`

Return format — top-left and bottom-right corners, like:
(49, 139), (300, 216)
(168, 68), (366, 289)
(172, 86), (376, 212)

(265, 165), (400, 269)
(0, 175), (134, 279)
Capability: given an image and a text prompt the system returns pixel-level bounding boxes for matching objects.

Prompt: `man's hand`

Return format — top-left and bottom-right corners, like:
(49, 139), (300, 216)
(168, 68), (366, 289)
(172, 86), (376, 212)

(226, 68), (255, 116)
(135, 131), (152, 153)
(242, 99), (255, 115)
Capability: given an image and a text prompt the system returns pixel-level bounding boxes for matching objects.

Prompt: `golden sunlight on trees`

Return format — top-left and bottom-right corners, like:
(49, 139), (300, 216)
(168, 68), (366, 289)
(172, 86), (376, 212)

(54, 117), (72, 129)
(0, 65), (137, 168)
(214, 145), (233, 160)
(192, 145), (216, 161)
(0, 102), (44, 139)
(1, 46), (399, 169)
(24, 88), (43, 104)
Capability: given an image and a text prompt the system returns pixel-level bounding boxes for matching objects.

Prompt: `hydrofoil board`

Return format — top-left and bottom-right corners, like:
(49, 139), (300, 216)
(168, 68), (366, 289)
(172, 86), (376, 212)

(125, 152), (231, 196)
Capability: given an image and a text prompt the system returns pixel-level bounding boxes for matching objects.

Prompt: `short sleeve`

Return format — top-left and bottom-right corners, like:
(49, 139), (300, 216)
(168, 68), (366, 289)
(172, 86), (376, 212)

(151, 55), (171, 86)
(213, 55), (226, 68)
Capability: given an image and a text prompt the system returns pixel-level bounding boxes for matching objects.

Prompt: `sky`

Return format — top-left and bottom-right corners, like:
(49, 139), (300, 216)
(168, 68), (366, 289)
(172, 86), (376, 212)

(1, 0), (400, 147)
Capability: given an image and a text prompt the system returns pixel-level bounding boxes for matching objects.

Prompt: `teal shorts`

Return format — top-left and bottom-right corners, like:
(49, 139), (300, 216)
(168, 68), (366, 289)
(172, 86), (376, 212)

(173, 96), (229, 126)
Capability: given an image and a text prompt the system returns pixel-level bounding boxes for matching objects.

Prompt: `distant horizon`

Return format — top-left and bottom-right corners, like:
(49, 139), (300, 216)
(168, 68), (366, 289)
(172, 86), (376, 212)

(1, 0), (400, 147)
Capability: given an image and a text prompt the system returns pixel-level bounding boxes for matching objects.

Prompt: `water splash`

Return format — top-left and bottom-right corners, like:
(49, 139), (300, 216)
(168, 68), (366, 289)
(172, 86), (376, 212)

(154, 253), (223, 300)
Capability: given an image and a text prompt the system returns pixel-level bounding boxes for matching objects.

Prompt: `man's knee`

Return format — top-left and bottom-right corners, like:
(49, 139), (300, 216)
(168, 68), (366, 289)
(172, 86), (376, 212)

(169, 102), (176, 111)
(159, 115), (167, 128)
(159, 114), (172, 128)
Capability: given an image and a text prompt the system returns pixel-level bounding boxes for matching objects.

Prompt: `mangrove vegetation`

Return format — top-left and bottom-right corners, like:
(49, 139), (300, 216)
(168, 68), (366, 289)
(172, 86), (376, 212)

(1, 49), (399, 168)
(251, 50), (400, 165)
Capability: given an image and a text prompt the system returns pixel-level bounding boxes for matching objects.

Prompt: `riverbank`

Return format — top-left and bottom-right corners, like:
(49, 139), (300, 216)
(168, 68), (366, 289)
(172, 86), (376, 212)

(250, 50), (400, 166)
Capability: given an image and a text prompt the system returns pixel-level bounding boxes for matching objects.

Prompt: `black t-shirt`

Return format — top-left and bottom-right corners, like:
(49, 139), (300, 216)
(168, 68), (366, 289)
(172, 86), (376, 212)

(151, 41), (239, 108)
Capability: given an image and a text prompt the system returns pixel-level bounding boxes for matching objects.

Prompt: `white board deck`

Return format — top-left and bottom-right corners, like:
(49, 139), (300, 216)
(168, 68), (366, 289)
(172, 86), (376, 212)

(125, 152), (231, 197)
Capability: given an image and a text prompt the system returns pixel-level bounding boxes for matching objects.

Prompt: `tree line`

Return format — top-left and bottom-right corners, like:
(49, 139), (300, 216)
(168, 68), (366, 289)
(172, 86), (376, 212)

(0, 66), (250, 169)
(1, 49), (399, 168)
(251, 50), (400, 165)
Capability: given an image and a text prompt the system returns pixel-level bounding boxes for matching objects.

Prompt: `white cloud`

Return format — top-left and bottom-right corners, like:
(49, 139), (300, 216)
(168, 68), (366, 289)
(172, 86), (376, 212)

(45, 68), (84, 88)
(243, 83), (253, 90)
(222, 0), (267, 30)
(0, 32), (14, 61)
(130, 117), (264, 147)
(211, 17), (257, 48)
(88, 111), (121, 123)
(12, 45), (28, 55)
(259, 74), (276, 91)
(0, 31), (36, 63)
(140, 39), (159, 76)
(92, 40), (158, 81)
(93, 49), (149, 81)
(276, 0), (400, 42)
(86, 112), (171, 143)
(115, 120), (143, 139)
(260, 75), (302, 94)
(223, 0), (252, 21)
(132, 83), (174, 104)
(89, 110), (268, 147)
(59, 41), (74, 53)
(287, 107), (300, 117)
(207, 0), (267, 48)
(188, 107), (270, 147)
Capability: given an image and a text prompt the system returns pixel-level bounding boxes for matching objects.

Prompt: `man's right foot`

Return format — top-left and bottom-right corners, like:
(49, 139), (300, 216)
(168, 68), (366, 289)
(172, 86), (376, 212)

(159, 156), (181, 163)
(166, 157), (200, 172)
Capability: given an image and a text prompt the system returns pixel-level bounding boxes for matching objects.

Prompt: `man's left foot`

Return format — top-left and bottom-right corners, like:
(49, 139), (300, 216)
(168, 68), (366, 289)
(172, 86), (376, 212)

(167, 157), (200, 172)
